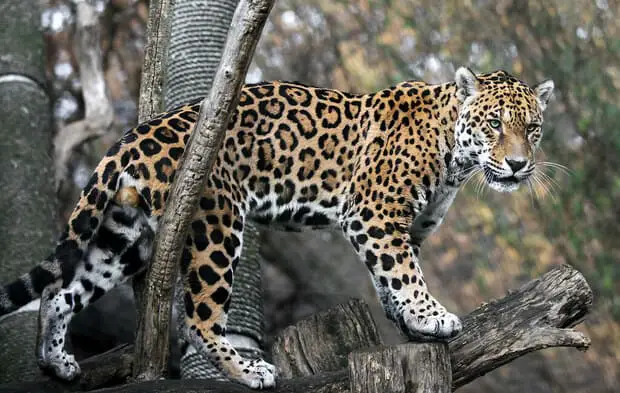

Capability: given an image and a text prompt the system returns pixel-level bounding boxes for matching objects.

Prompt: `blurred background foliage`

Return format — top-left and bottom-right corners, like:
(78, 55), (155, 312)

(41, 0), (618, 391)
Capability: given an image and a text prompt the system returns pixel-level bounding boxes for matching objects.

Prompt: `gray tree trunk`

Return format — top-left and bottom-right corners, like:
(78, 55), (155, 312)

(164, 0), (267, 379)
(0, 0), (56, 383)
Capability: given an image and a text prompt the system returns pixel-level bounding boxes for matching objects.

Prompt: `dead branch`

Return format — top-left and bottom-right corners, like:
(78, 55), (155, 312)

(272, 300), (383, 378)
(130, 0), (176, 381)
(449, 263), (592, 389)
(131, 0), (275, 381)
(53, 0), (114, 188)
(136, 0), (174, 122)
(1, 264), (592, 393)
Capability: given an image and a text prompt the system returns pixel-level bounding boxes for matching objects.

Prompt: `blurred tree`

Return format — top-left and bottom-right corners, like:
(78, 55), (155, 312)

(0, 0), (56, 383)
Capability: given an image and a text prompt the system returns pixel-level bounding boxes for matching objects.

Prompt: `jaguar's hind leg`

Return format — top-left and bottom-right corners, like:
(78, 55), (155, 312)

(180, 195), (276, 389)
(37, 202), (154, 380)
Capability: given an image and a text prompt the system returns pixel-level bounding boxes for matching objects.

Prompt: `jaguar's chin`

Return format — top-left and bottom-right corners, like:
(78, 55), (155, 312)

(484, 170), (522, 193)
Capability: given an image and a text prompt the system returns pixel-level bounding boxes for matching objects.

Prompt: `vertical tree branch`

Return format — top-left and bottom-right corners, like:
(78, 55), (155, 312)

(132, 0), (177, 380)
(137, 0), (175, 122)
(164, 0), (269, 379)
(132, 0), (275, 381)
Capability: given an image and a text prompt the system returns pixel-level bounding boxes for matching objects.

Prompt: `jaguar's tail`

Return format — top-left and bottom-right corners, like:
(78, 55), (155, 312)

(0, 260), (61, 315)
(0, 152), (124, 317)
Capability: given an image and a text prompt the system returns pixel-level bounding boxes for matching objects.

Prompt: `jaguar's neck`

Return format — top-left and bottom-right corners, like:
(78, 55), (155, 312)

(351, 80), (467, 186)
(439, 82), (479, 186)
(434, 81), (461, 151)
(399, 81), (465, 185)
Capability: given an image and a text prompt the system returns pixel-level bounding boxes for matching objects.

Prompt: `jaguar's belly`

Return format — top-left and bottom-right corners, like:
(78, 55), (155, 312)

(248, 195), (344, 231)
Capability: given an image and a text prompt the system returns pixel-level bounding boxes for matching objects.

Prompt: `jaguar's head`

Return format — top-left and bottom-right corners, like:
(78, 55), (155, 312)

(453, 67), (554, 193)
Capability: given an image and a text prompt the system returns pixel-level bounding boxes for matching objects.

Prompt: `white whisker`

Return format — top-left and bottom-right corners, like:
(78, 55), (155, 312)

(536, 169), (561, 190)
(526, 178), (536, 206)
(461, 167), (482, 188)
(537, 161), (572, 175)
(531, 172), (557, 202)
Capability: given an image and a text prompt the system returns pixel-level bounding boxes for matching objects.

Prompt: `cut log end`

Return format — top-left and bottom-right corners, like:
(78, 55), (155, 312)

(348, 343), (451, 393)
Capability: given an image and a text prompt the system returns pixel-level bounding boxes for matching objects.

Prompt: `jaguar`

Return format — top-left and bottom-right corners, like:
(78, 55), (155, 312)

(0, 67), (554, 389)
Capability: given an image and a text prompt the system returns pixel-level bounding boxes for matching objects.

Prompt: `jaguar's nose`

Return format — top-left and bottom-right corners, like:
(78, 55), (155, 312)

(506, 158), (527, 173)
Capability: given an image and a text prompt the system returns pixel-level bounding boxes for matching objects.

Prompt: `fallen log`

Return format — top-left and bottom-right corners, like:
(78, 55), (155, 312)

(449, 263), (592, 389)
(0, 264), (592, 393)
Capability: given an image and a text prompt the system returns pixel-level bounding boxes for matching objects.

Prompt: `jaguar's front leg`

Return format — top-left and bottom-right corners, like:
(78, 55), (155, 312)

(342, 207), (462, 340)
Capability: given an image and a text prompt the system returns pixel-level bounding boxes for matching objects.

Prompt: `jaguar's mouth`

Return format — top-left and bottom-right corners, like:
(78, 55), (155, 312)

(484, 169), (522, 193)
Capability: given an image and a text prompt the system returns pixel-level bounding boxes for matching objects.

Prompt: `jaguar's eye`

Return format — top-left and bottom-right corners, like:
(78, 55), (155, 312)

(527, 124), (540, 133)
(488, 119), (501, 130)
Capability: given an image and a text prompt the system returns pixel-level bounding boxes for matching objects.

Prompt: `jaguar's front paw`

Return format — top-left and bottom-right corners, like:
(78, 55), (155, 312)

(403, 309), (462, 339)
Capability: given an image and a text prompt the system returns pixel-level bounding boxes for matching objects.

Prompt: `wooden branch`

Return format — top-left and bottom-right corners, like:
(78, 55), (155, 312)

(0, 344), (133, 393)
(131, 0), (176, 381)
(2, 265), (591, 393)
(53, 0), (114, 188)
(448, 263), (592, 390)
(269, 264), (592, 392)
(132, 0), (275, 381)
(348, 343), (451, 393)
(0, 373), (350, 393)
(137, 0), (174, 122)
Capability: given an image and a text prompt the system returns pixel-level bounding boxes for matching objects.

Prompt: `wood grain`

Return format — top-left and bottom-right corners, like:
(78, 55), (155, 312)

(349, 343), (451, 393)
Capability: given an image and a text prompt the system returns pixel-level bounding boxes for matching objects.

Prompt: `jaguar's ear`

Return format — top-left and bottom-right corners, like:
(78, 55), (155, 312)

(534, 79), (554, 111)
(455, 67), (479, 102)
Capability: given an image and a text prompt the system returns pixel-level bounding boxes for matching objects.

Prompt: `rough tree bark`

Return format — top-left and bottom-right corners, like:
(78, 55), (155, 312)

(448, 264), (592, 389)
(137, 0), (175, 123)
(131, 0), (176, 380)
(132, 0), (275, 381)
(1, 264), (592, 393)
(164, 0), (239, 109)
(348, 343), (451, 393)
(272, 300), (383, 379)
(0, 0), (56, 383)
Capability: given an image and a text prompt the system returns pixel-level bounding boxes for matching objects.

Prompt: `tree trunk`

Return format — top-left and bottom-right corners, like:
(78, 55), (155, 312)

(131, 0), (176, 381)
(137, 0), (174, 122)
(0, 0), (56, 383)
(272, 300), (383, 378)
